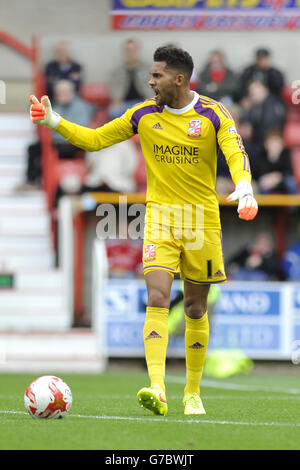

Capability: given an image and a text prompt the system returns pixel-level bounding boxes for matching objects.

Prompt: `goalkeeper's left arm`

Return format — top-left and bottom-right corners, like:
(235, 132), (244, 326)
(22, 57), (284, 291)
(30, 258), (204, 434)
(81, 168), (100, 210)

(217, 114), (258, 222)
(29, 95), (135, 152)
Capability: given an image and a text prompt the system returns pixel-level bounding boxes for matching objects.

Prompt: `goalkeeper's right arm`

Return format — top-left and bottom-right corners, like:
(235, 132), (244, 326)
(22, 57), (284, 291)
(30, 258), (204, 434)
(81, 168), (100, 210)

(29, 95), (135, 152)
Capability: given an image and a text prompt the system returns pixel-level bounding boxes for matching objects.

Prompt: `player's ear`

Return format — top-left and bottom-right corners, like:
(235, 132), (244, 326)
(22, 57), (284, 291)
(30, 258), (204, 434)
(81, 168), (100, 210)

(174, 72), (186, 87)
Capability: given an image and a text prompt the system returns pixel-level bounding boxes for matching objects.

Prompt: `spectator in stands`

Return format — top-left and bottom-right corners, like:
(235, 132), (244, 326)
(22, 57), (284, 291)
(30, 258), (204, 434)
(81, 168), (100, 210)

(53, 80), (95, 146)
(241, 80), (286, 148)
(197, 50), (237, 104)
(251, 130), (297, 194)
(216, 103), (260, 194)
(109, 39), (150, 119)
(16, 80), (94, 190)
(226, 231), (281, 281)
(235, 48), (285, 103)
(282, 222), (300, 280)
(80, 140), (139, 193)
(45, 40), (82, 102)
(54, 139), (139, 209)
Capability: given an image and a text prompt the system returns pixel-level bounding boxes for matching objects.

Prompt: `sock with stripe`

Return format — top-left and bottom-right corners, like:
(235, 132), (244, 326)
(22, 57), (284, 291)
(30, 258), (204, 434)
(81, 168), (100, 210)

(143, 306), (169, 391)
(184, 312), (209, 396)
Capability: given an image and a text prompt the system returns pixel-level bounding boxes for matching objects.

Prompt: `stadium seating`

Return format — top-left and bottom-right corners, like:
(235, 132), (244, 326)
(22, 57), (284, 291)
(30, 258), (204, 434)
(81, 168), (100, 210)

(291, 147), (300, 187)
(281, 85), (300, 190)
(89, 108), (110, 128)
(0, 113), (70, 329)
(55, 158), (87, 186)
(281, 85), (294, 106)
(283, 122), (300, 148)
(80, 83), (110, 107)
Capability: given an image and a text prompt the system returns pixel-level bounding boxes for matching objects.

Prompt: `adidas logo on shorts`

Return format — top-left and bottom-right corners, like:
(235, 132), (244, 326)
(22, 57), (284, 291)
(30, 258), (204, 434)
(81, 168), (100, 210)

(214, 270), (224, 277)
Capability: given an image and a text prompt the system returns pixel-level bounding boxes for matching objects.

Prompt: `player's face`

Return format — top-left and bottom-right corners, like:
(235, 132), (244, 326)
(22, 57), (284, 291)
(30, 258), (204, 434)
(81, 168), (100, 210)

(149, 62), (178, 107)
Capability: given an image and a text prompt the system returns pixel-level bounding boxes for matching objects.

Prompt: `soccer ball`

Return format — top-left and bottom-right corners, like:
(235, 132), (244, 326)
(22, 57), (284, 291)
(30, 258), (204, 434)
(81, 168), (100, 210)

(24, 375), (72, 419)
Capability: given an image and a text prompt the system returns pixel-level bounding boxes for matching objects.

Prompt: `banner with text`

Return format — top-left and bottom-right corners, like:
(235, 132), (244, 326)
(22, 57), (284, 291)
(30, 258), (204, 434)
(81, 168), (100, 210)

(102, 279), (300, 360)
(111, 0), (300, 30)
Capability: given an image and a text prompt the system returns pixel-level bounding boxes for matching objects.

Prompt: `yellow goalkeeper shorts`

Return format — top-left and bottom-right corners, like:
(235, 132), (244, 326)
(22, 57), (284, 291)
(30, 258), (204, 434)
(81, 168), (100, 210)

(143, 223), (227, 284)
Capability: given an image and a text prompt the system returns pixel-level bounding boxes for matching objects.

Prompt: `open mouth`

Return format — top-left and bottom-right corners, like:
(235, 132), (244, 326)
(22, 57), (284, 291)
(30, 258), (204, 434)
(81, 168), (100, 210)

(153, 89), (159, 100)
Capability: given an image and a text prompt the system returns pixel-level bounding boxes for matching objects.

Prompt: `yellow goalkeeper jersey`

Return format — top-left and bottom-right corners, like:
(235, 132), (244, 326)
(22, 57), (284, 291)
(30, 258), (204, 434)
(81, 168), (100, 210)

(56, 91), (251, 229)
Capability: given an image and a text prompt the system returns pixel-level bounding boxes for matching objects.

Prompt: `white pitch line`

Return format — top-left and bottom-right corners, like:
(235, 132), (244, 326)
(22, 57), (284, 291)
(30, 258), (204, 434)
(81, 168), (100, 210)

(167, 376), (300, 395)
(1, 394), (299, 401)
(0, 409), (300, 428)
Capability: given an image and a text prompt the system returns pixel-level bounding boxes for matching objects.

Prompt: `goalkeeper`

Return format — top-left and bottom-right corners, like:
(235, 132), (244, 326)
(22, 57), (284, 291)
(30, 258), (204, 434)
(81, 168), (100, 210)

(29, 45), (258, 416)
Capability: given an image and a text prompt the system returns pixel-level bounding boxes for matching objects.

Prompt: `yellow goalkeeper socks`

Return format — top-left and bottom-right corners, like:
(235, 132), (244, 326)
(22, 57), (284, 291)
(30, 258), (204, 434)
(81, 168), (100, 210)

(143, 306), (169, 391)
(184, 312), (209, 396)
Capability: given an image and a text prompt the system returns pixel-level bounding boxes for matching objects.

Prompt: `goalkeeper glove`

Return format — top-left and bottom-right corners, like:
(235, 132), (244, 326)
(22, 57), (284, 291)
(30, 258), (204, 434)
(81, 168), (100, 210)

(226, 180), (258, 221)
(29, 95), (61, 129)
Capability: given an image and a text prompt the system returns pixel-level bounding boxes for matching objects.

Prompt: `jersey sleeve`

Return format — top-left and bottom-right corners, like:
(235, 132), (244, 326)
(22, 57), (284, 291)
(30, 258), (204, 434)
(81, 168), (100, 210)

(216, 104), (252, 184)
(55, 107), (136, 152)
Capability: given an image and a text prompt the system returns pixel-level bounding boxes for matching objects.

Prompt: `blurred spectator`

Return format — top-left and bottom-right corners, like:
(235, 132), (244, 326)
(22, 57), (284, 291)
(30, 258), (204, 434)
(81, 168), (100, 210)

(282, 222), (300, 280)
(227, 231), (281, 281)
(235, 48), (285, 103)
(252, 131), (297, 194)
(45, 41), (82, 102)
(16, 80), (94, 190)
(109, 39), (150, 119)
(197, 50), (237, 104)
(241, 80), (286, 147)
(216, 103), (260, 194)
(53, 80), (95, 140)
(81, 140), (139, 193)
(54, 139), (139, 209)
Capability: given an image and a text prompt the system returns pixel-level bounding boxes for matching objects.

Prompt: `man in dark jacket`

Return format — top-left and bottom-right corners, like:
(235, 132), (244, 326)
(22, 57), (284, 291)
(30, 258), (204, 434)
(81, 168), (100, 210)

(227, 231), (281, 281)
(236, 48), (284, 102)
(252, 130), (297, 194)
(241, 80), (286, 147)
(45, 41), (82, 102)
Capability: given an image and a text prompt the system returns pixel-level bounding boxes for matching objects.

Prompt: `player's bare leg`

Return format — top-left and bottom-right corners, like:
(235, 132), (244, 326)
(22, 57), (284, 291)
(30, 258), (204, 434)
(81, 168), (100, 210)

(182, 281), (210, 415)
(137, 270), (173, 416)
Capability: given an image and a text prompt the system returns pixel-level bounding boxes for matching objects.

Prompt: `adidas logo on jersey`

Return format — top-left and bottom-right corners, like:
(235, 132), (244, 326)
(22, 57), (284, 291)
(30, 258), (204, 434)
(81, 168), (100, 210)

(189, 342), (204, 349)
(145, 330), (162, 340)
(152, 122), (163, 129)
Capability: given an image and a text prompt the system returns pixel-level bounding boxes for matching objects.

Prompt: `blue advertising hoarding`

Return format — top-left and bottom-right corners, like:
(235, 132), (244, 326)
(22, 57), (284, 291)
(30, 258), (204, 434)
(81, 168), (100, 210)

(103, 280), (298, 359)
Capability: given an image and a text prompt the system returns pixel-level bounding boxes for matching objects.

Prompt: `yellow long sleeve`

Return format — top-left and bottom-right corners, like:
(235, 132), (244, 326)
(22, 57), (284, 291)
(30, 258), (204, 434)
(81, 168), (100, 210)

(55, 113), (135, 152)
(216, 108), (252, 185)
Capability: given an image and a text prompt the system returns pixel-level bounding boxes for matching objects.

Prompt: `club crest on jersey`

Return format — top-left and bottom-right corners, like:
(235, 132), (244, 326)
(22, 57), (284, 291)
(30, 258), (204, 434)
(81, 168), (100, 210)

(144, 243), (156, 262)
(187, 120), (202, 138)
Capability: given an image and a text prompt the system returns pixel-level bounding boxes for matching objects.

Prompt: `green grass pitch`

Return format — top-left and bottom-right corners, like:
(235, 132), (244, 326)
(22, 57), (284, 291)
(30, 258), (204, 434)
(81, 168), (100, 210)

(0, 368), (300, 450)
